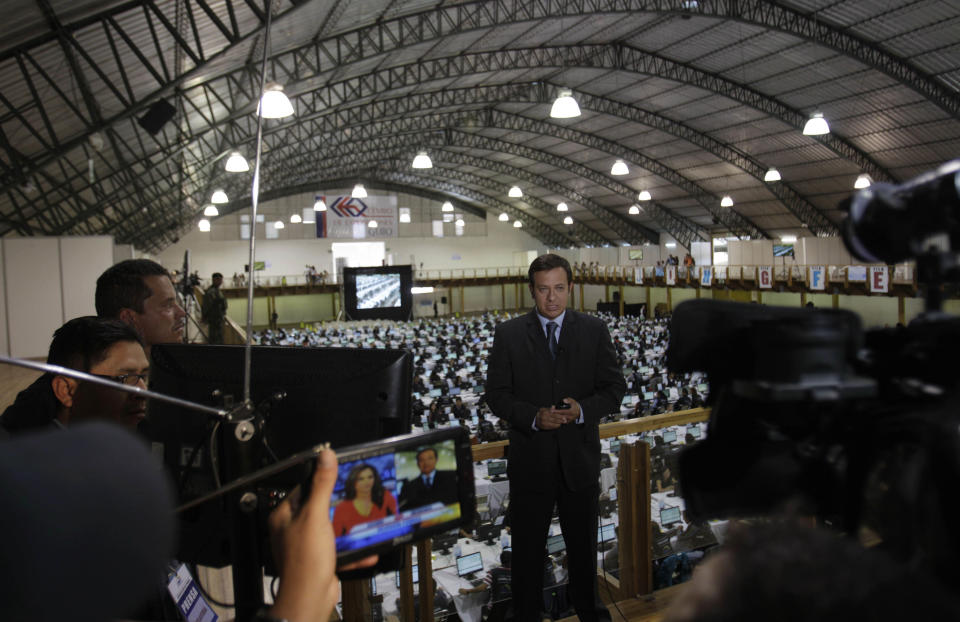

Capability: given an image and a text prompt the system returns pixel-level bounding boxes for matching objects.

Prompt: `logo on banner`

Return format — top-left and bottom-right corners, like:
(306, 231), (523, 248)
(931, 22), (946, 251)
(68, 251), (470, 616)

(808, 266), (826, 291)
(758, 266), (772, 289)
(700, 267), (712, 287)
(314, 194), (397, 238)
(869, 266), (889, 293)
(665, 265), (677, 286)
(328, 196), (369, 218)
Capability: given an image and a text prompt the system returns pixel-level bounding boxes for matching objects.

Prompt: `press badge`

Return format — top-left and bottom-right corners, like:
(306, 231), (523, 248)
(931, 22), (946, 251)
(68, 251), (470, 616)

(167, 563), (219, 622)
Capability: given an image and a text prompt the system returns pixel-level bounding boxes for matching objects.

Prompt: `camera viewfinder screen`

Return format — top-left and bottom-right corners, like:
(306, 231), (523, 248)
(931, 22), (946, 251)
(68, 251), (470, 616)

(356, 273), (401, 309)
(331, 439), (461, 555)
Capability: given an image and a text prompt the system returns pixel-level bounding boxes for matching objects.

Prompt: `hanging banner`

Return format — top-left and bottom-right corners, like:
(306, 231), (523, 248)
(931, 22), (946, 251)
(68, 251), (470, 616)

(869, 266), (889, 293)
(634, 266), (643, 285)
(758, 266), (773, 289)
(314, 194), (398, 239)
(808, 266), (826, 291)
(700, 266), (712, 288)
(847, 266), (867, 282)
(665, 265), (677, 286)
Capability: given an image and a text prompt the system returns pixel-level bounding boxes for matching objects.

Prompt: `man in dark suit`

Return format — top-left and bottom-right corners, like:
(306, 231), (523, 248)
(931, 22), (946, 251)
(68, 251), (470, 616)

(398, 446), (459, 510)
(486, 253), (625, 622)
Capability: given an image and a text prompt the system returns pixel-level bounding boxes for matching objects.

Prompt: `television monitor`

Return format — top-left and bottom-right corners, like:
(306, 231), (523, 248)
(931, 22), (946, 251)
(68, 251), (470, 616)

(645, 437), (656, 448)
(609, 439), (621, 455)
(477, 521), (497, 543)
(597, 523), (616, 543)
(688, 426), (702, 439)
(660, 506), (682, 526)
(643, 392), (655, 400)
(395, 564), (419, 587)
(697, 383), (708, 393)
(487, 460), (507, 477)
(147, 344), (412, 566)
(450, 387), (461, 396)
(433, 531), (458, 552)
(773, 243), (795, 257)
(663, 430), (677, 444)
(342, 265), (413, 321)
(609, 488), (618, 501)
(456, 552), (483, 577)
(546, 534), (566, 554)
(429, 388), (442, 397)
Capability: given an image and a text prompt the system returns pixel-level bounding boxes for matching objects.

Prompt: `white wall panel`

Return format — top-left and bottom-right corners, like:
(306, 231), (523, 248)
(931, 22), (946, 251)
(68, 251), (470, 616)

(4, 238), (63, 358)
(60, 237), (114, 321)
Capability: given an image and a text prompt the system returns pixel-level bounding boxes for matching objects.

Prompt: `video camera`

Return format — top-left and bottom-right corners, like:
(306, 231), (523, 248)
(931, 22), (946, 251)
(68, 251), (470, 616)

(668, 159), (960, 589)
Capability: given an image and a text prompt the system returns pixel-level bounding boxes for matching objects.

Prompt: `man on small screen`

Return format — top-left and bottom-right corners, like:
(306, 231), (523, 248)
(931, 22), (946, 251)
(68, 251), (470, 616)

(398, 446), (458, 510)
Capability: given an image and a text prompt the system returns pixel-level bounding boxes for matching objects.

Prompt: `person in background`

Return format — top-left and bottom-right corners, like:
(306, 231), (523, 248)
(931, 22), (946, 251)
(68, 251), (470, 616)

(202, 272), (228, 344)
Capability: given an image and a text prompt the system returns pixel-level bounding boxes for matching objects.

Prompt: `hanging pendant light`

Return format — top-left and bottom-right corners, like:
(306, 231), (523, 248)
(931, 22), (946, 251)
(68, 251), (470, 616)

(274, 220), (285, 229)
(628, 205), (640, 215)
(556, 202), (568, 212)
(441, 201), (454, 212)
(225, 151), (249, 172)
(802, 112), (830, 136)
(368, 220), (378, 228)
(313, 198), (327, 211)
(498, 213), (510, 222)
(763, 167), (781, 182)
(720, 195), (734, 207)
(508, 185), (523, 198)
(198, 218), (211, 232)
(854, 174), (872, 189)
(352, 184), (367, 198)
(637, 190), (651, 201)
(257, 83), (294, 119)
(563, 216), (573, 225)
(513, 220), (523, 228)
(412, 152), (433, 169)
(211, 189), (228, 204)
(290, 213), (302, 223)
(203, 204), (219, 217)
(550, 89), (581, 119)
(610, 159), (629, 176)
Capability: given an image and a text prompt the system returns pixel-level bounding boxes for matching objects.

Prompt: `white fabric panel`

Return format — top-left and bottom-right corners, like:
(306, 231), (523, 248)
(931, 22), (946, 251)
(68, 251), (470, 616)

(60, 237), (114, 321)
(3, 238), (63, 358)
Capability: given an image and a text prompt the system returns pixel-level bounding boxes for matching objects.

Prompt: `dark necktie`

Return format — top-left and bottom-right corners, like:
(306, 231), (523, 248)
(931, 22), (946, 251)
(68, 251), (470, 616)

(546, 321), (558, 359)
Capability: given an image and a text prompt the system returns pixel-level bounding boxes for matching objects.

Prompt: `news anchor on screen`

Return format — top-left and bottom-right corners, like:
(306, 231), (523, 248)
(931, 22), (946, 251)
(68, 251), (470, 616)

(332, 463), (398, 537)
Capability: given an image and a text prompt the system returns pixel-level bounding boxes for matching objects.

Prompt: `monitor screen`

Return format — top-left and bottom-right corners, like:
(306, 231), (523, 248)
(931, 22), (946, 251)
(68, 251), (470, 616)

(598, 523), (616, 543)
(643, 392), (654, 400)
(609, 439), (621, 454)
(660, 506), (681, 526)
(697, 383), (708, 392)
(645, 437), (656, 448)
(456, 552), (483, 576)
(487, 460), (507, 476)
(147, 344), (412, 566)
(663, 430), (677, 443)
(429, 388), (442, 397)
(395, 564), (419, 587)
(688, 426), (701, 439)
(546, 534), (566, 554)
(609, 488), (618, 501)
(450, 387), (461, 396)
(342, 265), (413, 320)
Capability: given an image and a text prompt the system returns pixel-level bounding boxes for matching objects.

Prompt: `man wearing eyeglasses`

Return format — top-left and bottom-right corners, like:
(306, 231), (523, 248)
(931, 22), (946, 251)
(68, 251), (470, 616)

(1, 317), (149, 434)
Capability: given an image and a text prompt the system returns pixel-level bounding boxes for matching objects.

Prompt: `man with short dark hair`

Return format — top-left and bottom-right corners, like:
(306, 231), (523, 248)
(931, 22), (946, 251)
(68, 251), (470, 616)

(1, 317), (149, 434)
(202, 272), (228, 344)
(486, 253), (625, 622)
(95, 259), (186, 356)
(398, 446), (459, 510)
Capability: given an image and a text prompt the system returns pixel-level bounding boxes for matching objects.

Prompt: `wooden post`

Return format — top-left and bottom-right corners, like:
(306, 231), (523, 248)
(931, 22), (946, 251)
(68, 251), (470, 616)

(459, 283), (465, 315)
(832, 292), (839, 309)
(618, 284), (625, 316)
(605, 284), (610, 302)
(579, 281), (585, 312)
(646, 286), (652, 319)
(617, 440), (652, 597)
(801, 291), (807, 307)
(417, 539), (434, 622)
(515, 282), (521, 311)
(666, 286), (672, 313)
(398, 545), (415, 622)
(757, 290), (762, 305)
(340, 578), (371, 622)
(898, 295), (906, 325)
(501, 283), (506, 312)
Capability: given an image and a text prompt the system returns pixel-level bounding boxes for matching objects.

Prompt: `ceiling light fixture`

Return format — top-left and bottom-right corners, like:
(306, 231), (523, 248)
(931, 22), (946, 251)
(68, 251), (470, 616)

(313, 198), (327, 211)
(203, 204), (219, 217)
(508, 185), (523, 198)
(257, 83), (294, 119)
(611, 159), (629, 176)
(225, 151), (249, 172)
(441, 201), (454, 212)
(854, 174), (872, 189)
(665, 242), (677, 248)
(513, 220), (523, 228)
(455, 217), (465, 227)
(764, 167), (782, 182)
(198, 218), (211, 232)
(563, 216), (573, 225)
(637, 190), (651, 201)
(781, 235), (797, 243)
(802, 111), (830, 136)
(720, 195), (734, 207)
(412, 152), (433, 169)
(628, 205), (640, 215)
(274, 220), (285, 229)
(211, 189), (228, 204)
(368, 220), (378, 228)
(399, 208), (411, 223)
(498, 213), (510, 222)
(550, 89), (581, 119)
(556, 202), (568, 212)
(352, 184), (367, 198)
(290, 213), (302, 223)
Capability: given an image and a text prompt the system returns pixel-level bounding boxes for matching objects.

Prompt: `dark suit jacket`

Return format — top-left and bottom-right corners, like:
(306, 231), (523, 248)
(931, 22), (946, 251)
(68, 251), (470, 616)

(485, 309), (625, 492)
(398, 469), (459, 510)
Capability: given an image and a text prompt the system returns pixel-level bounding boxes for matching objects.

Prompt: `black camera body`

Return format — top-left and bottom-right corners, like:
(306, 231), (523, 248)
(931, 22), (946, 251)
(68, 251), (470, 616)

(668, 159), (960, 589)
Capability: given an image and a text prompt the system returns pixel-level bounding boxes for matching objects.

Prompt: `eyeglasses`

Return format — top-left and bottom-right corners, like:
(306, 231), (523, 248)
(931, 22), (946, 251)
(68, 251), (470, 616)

(92, 373), (148, 387)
